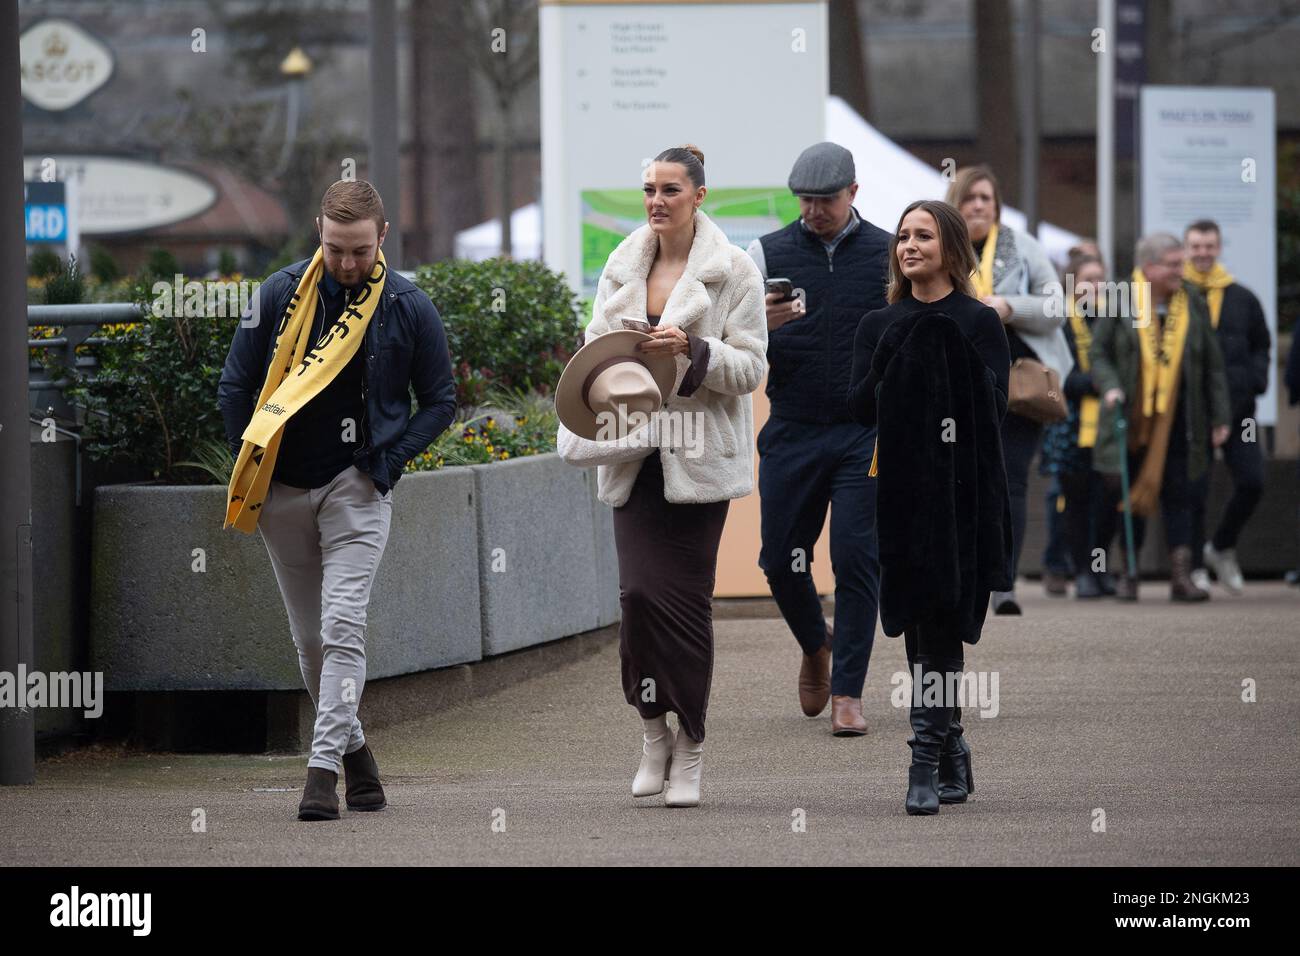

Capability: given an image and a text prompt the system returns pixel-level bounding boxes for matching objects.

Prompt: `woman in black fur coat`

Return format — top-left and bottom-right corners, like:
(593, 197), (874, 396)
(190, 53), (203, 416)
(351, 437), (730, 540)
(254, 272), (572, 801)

(847, 200), (1012, 815)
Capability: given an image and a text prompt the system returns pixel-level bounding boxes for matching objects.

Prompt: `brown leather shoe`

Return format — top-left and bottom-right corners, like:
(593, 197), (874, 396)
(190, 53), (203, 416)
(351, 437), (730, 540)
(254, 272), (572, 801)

(831, 696), (867, 736)
(297, 767), (340, 821)
(798, 627), (832, 717)
(1042, 571), (1069, 596)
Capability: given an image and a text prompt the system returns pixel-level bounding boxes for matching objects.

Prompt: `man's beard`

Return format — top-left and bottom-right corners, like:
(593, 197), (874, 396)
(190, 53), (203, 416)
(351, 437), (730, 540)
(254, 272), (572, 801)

(326, 259), (375, 289)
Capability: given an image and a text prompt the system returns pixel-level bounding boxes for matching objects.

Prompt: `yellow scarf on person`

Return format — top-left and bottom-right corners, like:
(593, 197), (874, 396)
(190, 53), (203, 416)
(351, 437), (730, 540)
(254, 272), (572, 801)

(223, 248), (386, 534)
(1183, 261), (1234, 329)
(971, 223), (999, 298)
(1131, 266), (1190, 419)
(1067, 298), (1099, 447)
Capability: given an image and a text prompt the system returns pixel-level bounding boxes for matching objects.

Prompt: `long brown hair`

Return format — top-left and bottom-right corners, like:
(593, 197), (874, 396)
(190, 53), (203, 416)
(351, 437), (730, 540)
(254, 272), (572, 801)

(886, 200), (977, 304)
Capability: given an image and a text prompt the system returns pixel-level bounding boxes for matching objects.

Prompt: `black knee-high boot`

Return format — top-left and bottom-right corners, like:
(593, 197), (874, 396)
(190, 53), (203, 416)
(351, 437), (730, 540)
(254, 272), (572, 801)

(906, 656), (954, 816)
(938, 704), (974, 804)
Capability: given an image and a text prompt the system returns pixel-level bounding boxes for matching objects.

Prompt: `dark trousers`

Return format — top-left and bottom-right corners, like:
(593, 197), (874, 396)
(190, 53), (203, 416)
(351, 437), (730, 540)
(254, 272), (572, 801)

(1000, 412), (1043, 588)
(757, 415), (879, 698)
(1042, 477), (1073, 576)
(1190, 411), (1265, 566)
(1101, 396), (1197, 555)
(1059, 468), (1115, 575)
(903, 605), (977, 739)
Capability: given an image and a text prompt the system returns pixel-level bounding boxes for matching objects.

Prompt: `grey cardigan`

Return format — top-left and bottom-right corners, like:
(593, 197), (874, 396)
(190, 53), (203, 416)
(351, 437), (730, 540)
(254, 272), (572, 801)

(987, 224), (1074, 383)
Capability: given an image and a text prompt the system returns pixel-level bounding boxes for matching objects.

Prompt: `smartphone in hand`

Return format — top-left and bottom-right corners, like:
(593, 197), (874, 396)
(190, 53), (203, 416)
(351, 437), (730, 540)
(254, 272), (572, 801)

(620, 317), (654, 334)
(765, 278), (795, 303)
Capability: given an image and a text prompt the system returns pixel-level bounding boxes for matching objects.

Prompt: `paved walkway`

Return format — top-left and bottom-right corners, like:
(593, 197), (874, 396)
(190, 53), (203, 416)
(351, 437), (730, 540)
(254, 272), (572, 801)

(2, 584), (1297, 866)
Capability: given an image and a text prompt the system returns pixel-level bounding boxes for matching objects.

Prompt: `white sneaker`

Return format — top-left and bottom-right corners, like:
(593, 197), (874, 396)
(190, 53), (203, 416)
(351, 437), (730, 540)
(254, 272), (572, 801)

(663, 731), (703, 807)
(632, 716), (674, 797)
(1203, 543), (1245, 594)
(1190, 568), (1212, 593)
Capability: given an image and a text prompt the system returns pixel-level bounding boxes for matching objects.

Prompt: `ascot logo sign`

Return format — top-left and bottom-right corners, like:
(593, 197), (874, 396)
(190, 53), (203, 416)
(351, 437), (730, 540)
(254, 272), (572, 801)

(19, 19), (115, 111)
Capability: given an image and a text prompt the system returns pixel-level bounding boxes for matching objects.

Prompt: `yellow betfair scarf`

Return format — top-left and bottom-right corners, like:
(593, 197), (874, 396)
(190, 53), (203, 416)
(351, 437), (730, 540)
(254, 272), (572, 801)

(971, 223), (999, 298)
(224, 248), (386, 534)
(1067, 298), (1099, 447)
(1183, 260), (1234, 329)
(1131, 266), (1190, 418)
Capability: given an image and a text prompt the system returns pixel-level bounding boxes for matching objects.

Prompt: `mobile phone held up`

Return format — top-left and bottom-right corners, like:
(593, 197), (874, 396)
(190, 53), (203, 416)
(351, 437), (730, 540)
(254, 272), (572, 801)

(620, 317), (654, 334)
(765, 278), (795, 303)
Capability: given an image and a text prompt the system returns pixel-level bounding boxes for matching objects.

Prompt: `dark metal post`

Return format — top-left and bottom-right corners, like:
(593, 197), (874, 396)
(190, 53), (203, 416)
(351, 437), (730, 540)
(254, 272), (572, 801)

(1, 0), (36, 785)
(369, 0), (402, 268)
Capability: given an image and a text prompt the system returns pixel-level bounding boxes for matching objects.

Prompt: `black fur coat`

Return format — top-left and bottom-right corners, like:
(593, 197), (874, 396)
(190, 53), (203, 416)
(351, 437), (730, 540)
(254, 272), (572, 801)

(870, 311), (1013, 644)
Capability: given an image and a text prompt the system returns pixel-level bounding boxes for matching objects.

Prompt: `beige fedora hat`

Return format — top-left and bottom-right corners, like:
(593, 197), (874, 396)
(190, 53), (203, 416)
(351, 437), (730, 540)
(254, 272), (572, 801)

(555, 330), (678, 441)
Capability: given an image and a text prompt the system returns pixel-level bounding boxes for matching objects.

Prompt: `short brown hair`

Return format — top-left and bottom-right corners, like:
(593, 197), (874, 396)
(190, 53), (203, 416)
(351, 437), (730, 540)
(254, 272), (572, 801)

(1184, 219), (1220, 238)
(320, 180), (386, 234)
(886, 200), (977, 304)
(945, 165), (1002, 224)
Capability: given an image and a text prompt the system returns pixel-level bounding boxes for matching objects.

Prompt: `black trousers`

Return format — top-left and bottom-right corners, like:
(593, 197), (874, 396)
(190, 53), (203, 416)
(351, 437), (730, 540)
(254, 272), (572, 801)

(1000, 412), (1043, 586)
(1189, 409), (1265, 566)
(1100, 395), (1197, 556)
(902, 604), (979, 738)
(1059, 468), (1116, 576)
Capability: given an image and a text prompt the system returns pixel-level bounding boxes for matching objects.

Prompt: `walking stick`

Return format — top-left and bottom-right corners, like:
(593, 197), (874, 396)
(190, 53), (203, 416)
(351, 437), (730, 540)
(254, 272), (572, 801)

(1114, 408), (1138, 579)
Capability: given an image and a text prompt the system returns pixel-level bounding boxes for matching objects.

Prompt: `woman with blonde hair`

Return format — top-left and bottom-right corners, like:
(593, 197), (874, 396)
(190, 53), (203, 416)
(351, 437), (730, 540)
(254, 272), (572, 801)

(556, 145), (767, 807)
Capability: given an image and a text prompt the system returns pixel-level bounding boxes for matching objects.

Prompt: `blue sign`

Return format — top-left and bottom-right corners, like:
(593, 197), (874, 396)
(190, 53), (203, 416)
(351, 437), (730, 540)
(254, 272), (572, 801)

(25, 180), (67, 244)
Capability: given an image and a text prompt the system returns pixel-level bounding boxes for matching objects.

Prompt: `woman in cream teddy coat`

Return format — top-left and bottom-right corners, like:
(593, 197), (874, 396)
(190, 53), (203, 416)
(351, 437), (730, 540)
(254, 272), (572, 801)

(557, 146), (766, 808)
(558, 215), (768, 505)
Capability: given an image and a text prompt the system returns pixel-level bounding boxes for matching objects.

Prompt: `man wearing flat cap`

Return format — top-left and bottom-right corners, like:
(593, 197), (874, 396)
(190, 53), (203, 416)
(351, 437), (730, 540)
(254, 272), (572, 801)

(746, 141), (891, 736)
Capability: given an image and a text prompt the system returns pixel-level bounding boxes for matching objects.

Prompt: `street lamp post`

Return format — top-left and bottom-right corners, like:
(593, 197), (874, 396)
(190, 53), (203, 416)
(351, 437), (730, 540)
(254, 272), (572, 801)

(273, 45), (313, 180)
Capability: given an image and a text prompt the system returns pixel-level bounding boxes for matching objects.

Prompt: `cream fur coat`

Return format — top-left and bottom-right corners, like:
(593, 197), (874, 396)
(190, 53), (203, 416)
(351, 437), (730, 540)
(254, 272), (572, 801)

(556, 209), (767, 507)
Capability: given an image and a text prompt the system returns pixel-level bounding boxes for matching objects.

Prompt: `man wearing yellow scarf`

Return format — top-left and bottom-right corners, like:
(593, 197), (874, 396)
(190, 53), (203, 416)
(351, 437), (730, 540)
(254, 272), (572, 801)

(217, 181), (457, 821)
(1182, 220), (1271, 595)
(1087, 233), (1230, 602)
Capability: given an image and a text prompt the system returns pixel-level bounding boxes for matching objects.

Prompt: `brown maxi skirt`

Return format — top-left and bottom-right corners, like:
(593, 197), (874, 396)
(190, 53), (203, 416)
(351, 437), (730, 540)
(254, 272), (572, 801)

(612, 448), (730, 743)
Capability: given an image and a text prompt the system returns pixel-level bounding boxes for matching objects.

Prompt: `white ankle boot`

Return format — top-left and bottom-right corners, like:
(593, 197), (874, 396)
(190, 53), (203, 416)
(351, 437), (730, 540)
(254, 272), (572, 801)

(664, 730), (703, 807)
(632, 715), (674, 797)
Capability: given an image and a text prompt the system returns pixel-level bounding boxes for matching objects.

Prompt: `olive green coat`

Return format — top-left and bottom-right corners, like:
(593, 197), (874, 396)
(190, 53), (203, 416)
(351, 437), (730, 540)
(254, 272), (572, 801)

(1087, 281), (1230, 481)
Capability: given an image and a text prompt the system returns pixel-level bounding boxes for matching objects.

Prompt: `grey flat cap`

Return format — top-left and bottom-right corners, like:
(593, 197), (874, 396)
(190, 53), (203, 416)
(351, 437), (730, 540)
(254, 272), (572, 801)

(788, 142), (856, 196)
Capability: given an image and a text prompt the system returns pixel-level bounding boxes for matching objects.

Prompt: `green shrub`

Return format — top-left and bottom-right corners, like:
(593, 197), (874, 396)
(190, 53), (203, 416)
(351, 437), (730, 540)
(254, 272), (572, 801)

(65, 277), (237, 484)
(217, 248), (239, 277)
(413, 258), (585, 406)
(44, 256), (85, 305)
(65, 260), (578, 484)
(139, 248), (181, 284)
(89, 245), (121, 284)
(28, 247), (61, 279)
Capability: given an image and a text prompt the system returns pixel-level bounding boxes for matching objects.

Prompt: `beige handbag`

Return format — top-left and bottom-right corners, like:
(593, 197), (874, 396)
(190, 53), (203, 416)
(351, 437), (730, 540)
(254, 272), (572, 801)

(1007, 357), (1067, 423)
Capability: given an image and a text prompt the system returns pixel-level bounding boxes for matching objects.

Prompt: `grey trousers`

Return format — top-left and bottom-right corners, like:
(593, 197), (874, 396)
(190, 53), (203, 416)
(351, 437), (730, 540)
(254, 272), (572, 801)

(258, 464), (393, 771)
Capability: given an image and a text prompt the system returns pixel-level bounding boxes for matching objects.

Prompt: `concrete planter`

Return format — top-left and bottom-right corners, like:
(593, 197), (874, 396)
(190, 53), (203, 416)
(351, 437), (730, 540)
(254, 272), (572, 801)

(90, 466), (481, 692)
(89, 453), (621, 695)
(470, 453), (619, 655)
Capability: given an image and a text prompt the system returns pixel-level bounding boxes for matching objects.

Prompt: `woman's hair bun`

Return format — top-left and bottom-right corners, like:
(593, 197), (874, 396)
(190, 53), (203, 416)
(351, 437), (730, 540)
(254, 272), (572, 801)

(682, 143), (705, 166)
